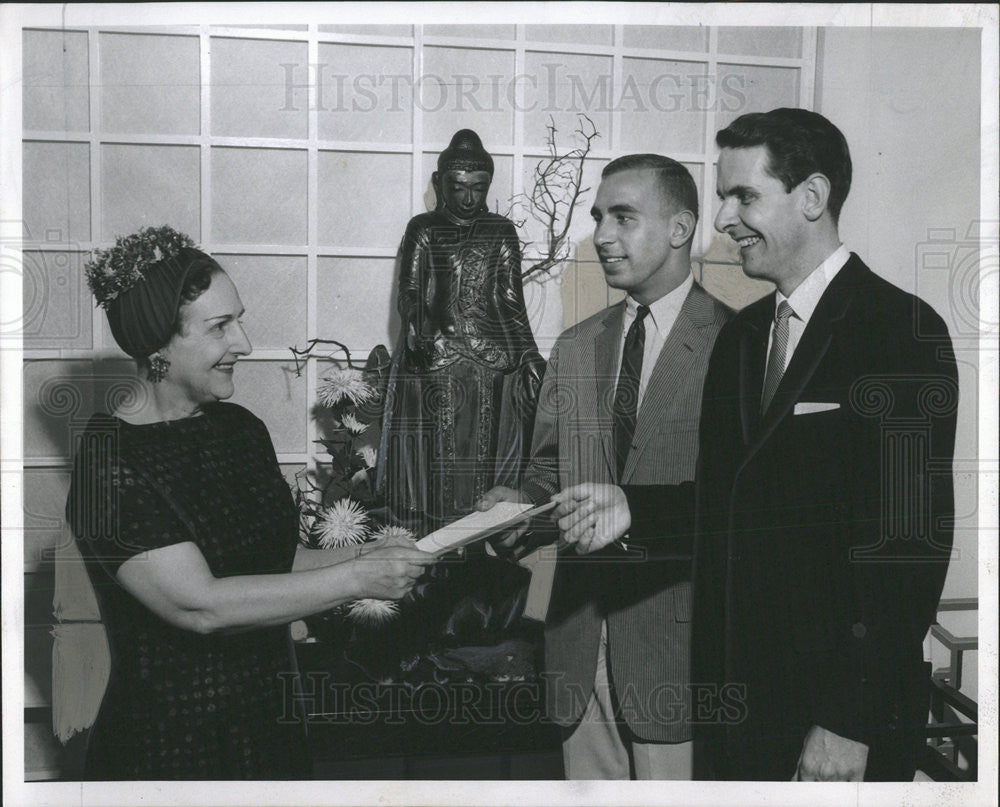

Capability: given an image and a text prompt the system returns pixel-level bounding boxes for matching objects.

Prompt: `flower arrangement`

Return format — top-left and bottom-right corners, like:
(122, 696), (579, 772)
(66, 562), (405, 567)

(291, 339), (419, 625)
(289, 346), (537, 684)
(292, 341), (382, 537)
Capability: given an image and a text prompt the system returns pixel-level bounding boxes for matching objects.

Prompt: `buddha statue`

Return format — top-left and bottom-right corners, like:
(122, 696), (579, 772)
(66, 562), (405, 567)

(377, 129), (545, 530)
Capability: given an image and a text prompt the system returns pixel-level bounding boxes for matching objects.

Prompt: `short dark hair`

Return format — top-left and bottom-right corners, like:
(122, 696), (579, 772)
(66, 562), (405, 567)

(602, 154), (699, 220)
(716, 108), (852, 220)
(175, 257), (221, 329)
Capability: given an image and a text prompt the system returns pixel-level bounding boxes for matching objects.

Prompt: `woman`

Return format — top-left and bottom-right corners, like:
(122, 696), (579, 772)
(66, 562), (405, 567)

(67, 225), (435, 780)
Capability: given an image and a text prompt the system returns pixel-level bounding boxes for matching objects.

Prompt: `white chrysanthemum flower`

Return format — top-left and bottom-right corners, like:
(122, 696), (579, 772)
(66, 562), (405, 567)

(340, 412), (368, 434)
(357, 446), (378, 469)
(314, 498), (369, 548)
(317, 367), (375, 407)
(346, 598), (400, 625)
(372, 524), (415, 542)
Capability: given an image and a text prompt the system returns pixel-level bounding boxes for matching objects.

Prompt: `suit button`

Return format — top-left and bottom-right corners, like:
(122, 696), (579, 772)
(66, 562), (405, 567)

(852, 622), (867, 638)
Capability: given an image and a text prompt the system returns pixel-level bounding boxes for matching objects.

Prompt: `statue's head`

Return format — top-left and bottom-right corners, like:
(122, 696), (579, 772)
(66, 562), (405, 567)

(433, 129), (494, 221)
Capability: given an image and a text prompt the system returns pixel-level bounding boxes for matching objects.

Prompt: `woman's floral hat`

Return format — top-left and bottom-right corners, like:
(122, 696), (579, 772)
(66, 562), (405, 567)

(85, 225), (195, 308)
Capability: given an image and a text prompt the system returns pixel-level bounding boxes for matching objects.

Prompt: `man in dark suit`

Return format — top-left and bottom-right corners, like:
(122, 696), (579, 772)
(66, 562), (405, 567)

(480, 154), (731, 778)
(555, 108), (958, 781)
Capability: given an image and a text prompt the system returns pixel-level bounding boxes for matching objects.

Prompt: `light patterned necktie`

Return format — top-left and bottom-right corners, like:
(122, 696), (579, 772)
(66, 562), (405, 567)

(761, 299), (794, 414)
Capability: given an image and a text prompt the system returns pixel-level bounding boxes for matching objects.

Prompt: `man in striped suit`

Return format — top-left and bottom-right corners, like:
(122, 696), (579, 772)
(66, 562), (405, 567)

(480, 154), (731, 779)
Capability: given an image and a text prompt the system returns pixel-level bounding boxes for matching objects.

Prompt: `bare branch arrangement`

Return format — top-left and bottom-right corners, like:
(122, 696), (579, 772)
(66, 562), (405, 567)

(290, 337), (364, 377)
(509, 114), (601, 282)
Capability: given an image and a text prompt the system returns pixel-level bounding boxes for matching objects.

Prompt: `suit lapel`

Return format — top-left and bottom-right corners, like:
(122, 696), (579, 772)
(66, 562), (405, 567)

(743, 255), (863, 459)
(594, 302), (624, 475)
(630, 284), (713, 463)
(738, 298), (772, 444)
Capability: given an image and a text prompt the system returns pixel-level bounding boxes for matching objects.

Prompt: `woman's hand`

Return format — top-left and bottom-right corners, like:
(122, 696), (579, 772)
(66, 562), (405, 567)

(352, 545), (436, 600)
(363, 531), (418, 550)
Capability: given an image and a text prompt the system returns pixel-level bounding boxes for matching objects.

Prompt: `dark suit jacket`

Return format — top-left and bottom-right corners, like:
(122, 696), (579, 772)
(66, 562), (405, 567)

(690, 255), (957, 780)
(522, 282), (732, 742)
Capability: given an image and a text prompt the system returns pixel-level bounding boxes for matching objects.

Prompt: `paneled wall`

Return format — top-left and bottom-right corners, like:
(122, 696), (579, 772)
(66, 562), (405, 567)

(816, 26), (983, 710)
(21, 23), (815, 778)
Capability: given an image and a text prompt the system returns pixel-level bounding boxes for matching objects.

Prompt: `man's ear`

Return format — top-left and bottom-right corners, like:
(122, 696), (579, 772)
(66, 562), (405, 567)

(801, 173), (831, 222)
(669, 209), (698, 248)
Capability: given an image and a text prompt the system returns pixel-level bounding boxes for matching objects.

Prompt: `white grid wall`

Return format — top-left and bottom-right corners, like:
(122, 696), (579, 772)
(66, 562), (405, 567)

(23, 21), (816, 463)
(21, 22), (816, 776)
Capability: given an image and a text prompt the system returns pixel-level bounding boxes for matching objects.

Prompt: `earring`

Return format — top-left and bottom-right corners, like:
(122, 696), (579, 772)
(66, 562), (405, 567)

(147, 352), (170, 383)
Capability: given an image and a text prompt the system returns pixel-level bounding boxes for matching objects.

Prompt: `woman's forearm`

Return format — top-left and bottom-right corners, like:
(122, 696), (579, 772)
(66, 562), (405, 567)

(291, 543), (361, 572)
(116, 542), (365, 635)
(117, 540), (431, 636)
(196, 562), (365, 633)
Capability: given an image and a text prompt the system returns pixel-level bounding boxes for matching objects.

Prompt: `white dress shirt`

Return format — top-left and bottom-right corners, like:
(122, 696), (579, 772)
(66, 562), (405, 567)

(769, 244), (850, 372)
(618, 272), (694, 408)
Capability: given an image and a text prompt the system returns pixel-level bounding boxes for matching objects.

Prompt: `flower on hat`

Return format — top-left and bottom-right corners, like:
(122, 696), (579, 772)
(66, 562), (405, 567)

(85, 225), (195, 307)
(313, 498), (369, 548)
(317, 367), (375, 407)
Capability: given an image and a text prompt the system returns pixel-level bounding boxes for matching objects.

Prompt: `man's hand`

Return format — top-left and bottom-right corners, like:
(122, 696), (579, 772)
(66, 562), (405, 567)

(793, 725), (869, 781)
(476, 486), (531, 550)
(551, 483), (631, 554)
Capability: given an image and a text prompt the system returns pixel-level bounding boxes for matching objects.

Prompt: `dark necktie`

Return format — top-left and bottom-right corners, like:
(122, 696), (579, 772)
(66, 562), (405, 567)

(613, 305), (650, 480)
(761, 299), (794, 414)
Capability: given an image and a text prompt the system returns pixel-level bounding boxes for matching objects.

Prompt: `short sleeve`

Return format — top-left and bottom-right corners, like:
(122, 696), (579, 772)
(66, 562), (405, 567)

(219, 402), (286, 479)
(240, 405), (282, 468)
(67, 425), (195, 578)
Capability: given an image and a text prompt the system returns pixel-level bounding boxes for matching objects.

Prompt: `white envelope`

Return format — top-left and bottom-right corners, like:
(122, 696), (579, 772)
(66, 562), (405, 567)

(794, 401), (840, 415)
(415, 500), (556, 556)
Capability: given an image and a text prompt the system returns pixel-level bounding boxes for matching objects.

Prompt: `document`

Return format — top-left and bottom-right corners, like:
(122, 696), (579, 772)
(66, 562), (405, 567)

(415, 500), (557, 556)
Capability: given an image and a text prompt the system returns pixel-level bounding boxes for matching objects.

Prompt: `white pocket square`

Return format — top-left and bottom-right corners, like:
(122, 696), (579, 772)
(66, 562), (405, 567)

(794, 402), (840, 415)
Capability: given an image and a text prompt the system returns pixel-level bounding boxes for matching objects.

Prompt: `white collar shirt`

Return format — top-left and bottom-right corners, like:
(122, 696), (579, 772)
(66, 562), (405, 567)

(618, 272), (694, 408)
(771, 244), (851, 372)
